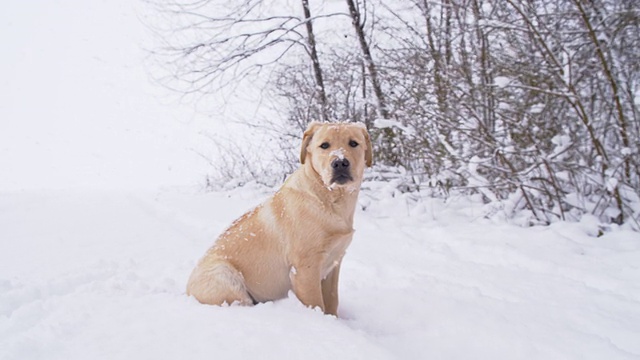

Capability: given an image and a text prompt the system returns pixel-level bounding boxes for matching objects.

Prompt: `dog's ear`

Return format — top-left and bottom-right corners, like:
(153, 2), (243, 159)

(300, 122), (322, 164)
(362, 127), (373, 167)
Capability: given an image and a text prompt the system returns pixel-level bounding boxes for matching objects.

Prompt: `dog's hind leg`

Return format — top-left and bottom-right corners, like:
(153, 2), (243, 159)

(186, 260), (254, 306)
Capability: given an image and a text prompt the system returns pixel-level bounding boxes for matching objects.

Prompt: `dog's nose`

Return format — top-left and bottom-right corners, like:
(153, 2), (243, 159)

(331, 158), (350, 169)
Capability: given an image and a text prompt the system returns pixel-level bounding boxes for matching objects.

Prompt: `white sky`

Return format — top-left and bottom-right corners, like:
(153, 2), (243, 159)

(0, 0), (233, 190)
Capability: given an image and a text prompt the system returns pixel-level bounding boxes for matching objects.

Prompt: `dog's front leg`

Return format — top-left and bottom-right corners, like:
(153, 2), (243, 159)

(290, 263), (325, 313)
(321, 264), (341, 316)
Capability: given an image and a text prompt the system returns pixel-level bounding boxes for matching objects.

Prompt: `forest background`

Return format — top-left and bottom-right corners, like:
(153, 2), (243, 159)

(150, 0), (640, 230)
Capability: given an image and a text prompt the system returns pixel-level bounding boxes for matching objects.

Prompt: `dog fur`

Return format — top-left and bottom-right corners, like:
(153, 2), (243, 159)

(186, 121), (372, 316)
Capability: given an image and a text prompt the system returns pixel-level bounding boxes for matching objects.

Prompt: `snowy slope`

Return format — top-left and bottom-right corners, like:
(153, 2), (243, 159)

(1, 184), (639, 360)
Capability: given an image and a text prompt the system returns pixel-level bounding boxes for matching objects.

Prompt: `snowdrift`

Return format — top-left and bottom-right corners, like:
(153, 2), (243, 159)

(1, 184), (639, 360)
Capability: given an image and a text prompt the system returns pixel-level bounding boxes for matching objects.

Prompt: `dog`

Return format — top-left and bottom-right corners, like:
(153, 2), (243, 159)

(186, 121), (372, 316)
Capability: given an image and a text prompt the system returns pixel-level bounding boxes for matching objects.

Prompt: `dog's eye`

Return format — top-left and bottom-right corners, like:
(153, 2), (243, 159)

(349, 140), (359, 148)
(320, 142), (330, 149)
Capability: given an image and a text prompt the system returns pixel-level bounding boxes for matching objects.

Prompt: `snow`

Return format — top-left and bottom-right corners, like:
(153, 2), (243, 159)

(330, 148), (346, 160)
(494, 76), (512, 88)
(373, 118), (415, 136)
(529, 103), (545, 114)
(607, 177), (619, 192)
(1, 186), (639, 360)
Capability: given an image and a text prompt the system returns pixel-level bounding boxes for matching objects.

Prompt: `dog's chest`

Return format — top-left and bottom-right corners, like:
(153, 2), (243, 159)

(320, 232), (353, 278)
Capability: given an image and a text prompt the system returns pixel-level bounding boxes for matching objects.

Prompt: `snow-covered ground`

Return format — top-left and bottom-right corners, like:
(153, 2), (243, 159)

(1, 184), (639, 360)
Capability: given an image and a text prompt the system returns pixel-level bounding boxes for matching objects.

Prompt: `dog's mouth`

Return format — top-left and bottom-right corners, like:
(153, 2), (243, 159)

(331, 172), (353, 185)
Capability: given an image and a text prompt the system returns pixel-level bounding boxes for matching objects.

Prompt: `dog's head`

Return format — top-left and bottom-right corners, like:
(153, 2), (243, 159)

(300, 122), (372, 189)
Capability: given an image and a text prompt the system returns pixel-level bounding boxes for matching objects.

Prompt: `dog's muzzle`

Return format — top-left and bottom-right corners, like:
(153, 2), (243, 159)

(331, 158), (353, 184)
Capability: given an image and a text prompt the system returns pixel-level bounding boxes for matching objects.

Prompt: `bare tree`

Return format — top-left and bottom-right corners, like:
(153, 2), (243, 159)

(345, 0), (389, 120)
(148, 0), (337, 99)
(301, 0), (329, 122)
(349, 0), (638, 226)
(149, 0), (640, 228)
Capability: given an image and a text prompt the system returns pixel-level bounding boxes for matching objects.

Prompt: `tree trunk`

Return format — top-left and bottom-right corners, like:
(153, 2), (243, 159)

(573, 0), (631, 183)
(301, 0), (329, 122)
(345, 0), (390, 120)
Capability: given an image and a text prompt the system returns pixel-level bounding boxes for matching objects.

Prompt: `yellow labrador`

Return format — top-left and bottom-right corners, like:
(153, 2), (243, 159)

(186, 121), (372, 316)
